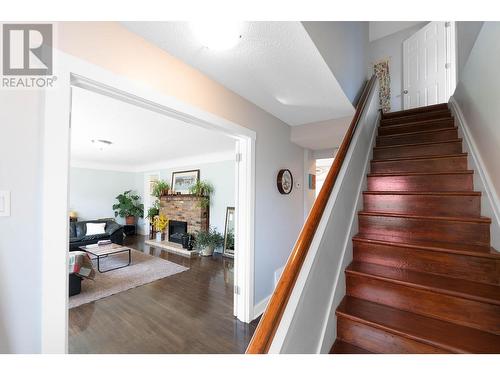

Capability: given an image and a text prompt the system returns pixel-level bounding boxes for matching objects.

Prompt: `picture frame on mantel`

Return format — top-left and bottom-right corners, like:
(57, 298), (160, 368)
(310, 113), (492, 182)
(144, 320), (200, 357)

(171, 169), (200, 194)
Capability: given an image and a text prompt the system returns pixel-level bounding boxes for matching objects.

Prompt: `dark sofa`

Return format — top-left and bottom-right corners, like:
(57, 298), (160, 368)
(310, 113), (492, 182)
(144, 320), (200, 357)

(69, 219), (124, 296)
(69, 219), (124, 251)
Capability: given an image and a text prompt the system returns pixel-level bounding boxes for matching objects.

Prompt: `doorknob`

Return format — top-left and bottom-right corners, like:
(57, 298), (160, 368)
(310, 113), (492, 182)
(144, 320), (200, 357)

(403, 90), (408, 94)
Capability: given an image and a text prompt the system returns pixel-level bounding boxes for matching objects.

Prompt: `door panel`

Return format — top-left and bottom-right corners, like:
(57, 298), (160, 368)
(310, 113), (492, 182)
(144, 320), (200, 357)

(403, 22), (448, 109)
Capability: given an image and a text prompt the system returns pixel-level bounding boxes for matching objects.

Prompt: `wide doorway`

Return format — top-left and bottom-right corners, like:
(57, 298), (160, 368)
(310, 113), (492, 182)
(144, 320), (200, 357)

(40, 52), (256, 353)
(66, 83), (256, 353)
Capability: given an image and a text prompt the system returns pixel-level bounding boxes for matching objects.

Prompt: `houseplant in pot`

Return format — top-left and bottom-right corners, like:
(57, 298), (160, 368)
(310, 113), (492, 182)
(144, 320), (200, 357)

(194, 226), (224, 256)
(112, 190), (144, 225)
(146, 201), (161, 238)
(153, 214), (168, 242)
(189, 180), (214, 209)
(152, 180), (170, 199)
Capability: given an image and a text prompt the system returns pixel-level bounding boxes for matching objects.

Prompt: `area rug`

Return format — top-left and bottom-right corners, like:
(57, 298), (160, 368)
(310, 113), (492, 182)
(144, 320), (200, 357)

(69, 248), (188, 308)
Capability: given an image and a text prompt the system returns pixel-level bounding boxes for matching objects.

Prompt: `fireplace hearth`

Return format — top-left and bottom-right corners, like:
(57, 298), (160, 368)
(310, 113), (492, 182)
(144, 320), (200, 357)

(169, 220), (188, 244)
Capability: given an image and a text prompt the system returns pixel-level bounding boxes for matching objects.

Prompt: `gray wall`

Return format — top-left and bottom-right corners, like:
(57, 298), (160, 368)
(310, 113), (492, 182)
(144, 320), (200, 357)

(69, 168), (144, 226)
(303, 22), (369, 104)
(368, 22), (427, 112)
(0, 22), (306, 352)
(0, 90), (43, 353)
(456, 21), (484, 81)
(453, 22), (500, 205)
(144, 159), (236, 234)
(57, 21), (305, 309)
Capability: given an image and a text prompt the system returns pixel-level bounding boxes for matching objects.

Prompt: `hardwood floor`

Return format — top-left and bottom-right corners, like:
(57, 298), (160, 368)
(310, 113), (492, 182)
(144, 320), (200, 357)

(68, 235), (258, 354)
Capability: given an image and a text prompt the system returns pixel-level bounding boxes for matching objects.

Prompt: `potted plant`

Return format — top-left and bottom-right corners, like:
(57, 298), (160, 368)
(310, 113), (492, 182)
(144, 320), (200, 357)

(152, 180), (170, 199)
(189, 180), (214, 209)
(194, 226), (224, 256)
(112, 190), (144, 225)
(153, 214), (168, 242)
(146, 201), (160, 221)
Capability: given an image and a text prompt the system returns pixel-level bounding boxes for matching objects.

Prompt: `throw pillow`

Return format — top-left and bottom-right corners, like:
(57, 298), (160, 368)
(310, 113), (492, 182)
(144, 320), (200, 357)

(86, 223), (106, 236)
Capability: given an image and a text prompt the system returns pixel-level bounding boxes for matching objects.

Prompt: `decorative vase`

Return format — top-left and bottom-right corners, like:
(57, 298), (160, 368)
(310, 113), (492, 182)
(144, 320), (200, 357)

(200, 245), (215, 257)
(181, 234), (193, 250)
(126, 216), (135, 225)
(156, 231), (163, 242)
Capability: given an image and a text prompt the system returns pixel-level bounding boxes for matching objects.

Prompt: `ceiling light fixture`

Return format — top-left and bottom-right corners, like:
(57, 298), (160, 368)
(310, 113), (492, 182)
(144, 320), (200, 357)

(189, 21), (244, 51)
(91, 139), (113, 151)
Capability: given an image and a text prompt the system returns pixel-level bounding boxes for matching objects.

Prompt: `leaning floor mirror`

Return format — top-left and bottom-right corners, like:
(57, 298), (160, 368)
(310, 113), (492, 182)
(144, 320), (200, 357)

(223, 207), (235, 258)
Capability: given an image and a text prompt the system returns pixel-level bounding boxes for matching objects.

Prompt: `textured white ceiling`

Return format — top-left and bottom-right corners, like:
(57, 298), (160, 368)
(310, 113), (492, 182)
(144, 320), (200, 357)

(70, 86), (235, 170)
(122, 21), (354, 126)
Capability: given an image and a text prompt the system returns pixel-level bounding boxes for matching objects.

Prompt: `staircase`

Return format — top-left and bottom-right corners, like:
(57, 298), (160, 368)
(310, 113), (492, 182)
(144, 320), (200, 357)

(330, 103), (500, 354)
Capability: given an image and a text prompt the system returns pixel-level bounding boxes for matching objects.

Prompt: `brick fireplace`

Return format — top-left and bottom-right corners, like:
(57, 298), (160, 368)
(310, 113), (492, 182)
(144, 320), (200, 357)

(160, 195), (209, 238)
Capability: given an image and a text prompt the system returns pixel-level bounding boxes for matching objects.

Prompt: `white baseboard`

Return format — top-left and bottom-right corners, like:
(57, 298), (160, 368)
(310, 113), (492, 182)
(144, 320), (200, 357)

(449, 97), (500, 249)
(253, 295), (271, 320)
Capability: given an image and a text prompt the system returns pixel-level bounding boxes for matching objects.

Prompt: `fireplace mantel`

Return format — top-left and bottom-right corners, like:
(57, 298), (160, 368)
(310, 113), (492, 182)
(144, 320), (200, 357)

(160, 195), (209, 235)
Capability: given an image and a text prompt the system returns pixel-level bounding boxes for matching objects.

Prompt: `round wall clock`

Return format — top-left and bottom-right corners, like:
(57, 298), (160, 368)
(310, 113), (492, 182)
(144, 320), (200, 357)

(277, 169), (293, 195)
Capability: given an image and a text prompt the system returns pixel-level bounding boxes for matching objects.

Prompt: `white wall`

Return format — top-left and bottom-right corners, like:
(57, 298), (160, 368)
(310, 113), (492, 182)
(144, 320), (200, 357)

(369, 22), (427, 112)
(303, 22), (369, 104)
(453, 22), (500, 229)
(291, 116), (352, 150)
(0, 90), (43, 353)
(456, 22), (484, 81)
(69, 167), (144, 226)
(144, 159), (236, 235)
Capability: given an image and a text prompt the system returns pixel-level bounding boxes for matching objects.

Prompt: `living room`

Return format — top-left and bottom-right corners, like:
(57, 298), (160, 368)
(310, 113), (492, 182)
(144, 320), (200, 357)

(67, 83), (245, 352)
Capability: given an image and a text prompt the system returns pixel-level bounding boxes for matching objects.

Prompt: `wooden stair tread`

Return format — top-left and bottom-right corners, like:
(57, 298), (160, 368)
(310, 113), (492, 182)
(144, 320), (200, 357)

(377, 126), (458, 139)
(368, 170), (474, 177)
(359, 211), (491, 224)
(330, 340), (373, 354)
(346, 261), (500, 305)
(363, 191), (481, 196)
(372, 153), (467, 163)
(332, 104), (499, 354)
(380, 110), (452, 126)
(336, 296), (500, 353)
(380, 117), (454, 130)
(353, 233), (497, 255)
(382, 103), (449, 119)
(374, 139), (462, 150)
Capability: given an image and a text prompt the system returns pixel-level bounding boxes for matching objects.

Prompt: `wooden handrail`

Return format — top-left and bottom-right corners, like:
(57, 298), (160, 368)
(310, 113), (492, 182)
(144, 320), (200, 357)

(246, 75), (377, 354)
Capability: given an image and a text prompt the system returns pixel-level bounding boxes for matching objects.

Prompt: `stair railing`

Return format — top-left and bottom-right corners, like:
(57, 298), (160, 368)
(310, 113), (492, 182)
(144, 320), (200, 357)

(246, 75), (377, 354)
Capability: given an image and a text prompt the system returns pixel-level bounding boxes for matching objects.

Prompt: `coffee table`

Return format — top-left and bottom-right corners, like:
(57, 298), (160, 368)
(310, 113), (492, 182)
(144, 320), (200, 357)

(80, 243), (131, 273)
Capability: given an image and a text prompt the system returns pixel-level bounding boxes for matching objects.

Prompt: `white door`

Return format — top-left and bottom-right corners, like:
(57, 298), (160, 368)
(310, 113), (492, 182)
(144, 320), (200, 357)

(403, 21), (455, 109)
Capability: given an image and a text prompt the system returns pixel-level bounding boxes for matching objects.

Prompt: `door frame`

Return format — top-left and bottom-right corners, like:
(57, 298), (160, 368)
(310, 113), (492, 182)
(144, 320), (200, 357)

(403, 21), (457, 109)
(40, 50), (256, 353)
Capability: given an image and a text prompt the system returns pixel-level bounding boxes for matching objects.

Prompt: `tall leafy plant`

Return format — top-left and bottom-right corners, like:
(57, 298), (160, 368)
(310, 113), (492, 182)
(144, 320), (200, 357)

(189, 180), (214, 208)
(152, 180), (170, 199)
(112, 190), (144, 219)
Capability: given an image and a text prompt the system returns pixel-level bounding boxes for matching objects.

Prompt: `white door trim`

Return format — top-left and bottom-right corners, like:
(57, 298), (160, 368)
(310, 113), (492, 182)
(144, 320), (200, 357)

(445, 21), (457, 99)
(41, 50), (256, 353)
